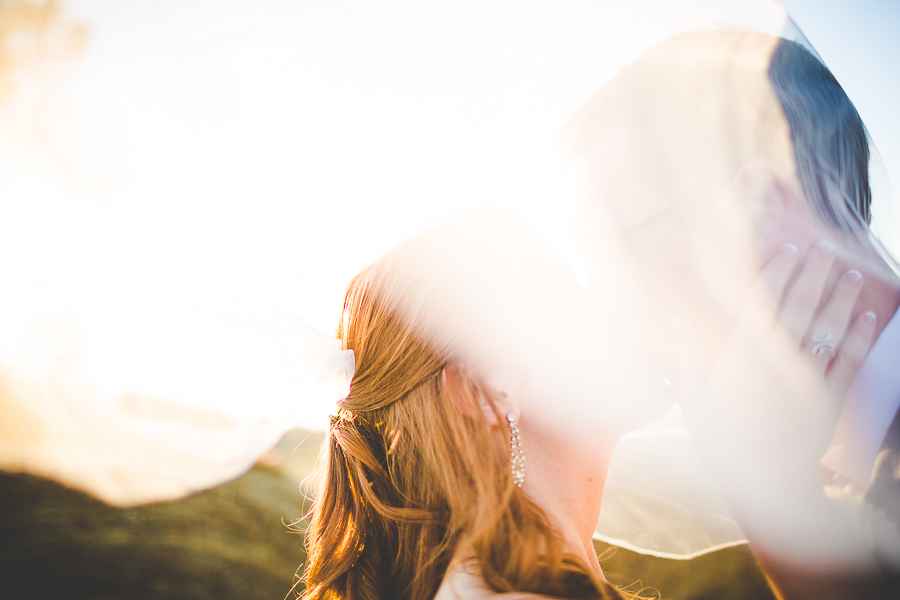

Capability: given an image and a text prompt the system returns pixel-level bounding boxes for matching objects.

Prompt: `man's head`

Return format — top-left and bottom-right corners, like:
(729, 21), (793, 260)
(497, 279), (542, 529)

(768, 38), (871, 236)
(566, 30), (888, 372)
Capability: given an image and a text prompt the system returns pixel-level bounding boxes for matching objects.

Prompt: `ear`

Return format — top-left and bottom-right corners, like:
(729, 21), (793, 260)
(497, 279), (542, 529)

(735, 161), (805, 256)
(441, 366), (501, 426)
(473, 385), (500, 426)
(480, 370), (523, 427)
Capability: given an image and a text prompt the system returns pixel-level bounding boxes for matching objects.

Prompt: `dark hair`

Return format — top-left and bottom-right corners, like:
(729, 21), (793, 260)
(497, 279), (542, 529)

(768, 39), (871, 235)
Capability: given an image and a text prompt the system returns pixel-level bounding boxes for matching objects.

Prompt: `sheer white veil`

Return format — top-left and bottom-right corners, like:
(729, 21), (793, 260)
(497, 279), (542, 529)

(0, 1), (897, 561)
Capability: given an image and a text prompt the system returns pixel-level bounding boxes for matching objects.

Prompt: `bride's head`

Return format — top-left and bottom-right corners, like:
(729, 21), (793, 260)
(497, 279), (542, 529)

(299, 215), (641, 600)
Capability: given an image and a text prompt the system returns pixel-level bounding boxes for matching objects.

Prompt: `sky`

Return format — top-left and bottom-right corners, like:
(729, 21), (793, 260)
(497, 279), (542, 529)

(3, 0), (899, 431)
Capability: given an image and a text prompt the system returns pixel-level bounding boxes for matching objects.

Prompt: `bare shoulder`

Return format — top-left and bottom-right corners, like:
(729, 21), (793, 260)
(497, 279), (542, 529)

(492, 594), (560, 600)
(434, 567), (560, 600)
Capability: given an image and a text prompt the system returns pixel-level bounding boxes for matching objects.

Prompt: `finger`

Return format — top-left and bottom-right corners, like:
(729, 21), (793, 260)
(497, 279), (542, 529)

(802, 269), (864, 376)
(779, 240), (837, 343)
(826, 310), (877, 399)
(736, 242), (800, 337)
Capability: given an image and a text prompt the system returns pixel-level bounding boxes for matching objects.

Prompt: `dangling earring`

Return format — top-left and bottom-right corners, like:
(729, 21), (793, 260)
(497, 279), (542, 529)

(507, 413), (525, 487)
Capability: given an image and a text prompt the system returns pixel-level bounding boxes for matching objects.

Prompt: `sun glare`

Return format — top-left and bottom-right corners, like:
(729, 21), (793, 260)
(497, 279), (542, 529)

(0, 0), (685, 429)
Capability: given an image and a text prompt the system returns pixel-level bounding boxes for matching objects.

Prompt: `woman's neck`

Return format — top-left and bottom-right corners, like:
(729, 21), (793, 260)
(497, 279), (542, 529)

(434, 430), (622, 600)
(521, 432), (619, 577)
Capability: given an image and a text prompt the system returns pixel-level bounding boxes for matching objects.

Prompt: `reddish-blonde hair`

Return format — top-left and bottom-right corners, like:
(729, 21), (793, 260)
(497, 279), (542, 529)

(299, 251), (624, 600)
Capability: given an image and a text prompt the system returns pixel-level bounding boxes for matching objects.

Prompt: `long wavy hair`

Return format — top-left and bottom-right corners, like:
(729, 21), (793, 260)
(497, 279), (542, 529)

(299, 250), (624, 600)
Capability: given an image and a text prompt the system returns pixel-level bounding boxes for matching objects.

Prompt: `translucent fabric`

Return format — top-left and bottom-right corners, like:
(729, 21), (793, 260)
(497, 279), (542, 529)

(0, 1), (896, 568)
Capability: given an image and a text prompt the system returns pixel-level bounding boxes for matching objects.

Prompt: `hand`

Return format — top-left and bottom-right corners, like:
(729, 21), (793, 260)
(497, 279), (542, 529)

(781, 242), (875, 403)
(672, 241), (878, 569)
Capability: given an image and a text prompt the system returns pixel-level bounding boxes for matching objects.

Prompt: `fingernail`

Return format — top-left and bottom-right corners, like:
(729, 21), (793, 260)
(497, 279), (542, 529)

(816, 240), (836, 257)
(781, 243), (798, 257)
(845, 270), (863, 286)
(864, 311), (876, 324)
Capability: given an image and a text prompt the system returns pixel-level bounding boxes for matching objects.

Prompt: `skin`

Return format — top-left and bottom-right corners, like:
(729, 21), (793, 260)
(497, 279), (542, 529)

(673, 242), (889, 599)
(578, 135), (900, 379)
(436, 239), (883, 600)
(458, 331), (655, 582)
(426, 211), (671, 598)
(424, 173), (898, 597)
(577, 132), (900, 596)
(434, 385), (622, 598)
